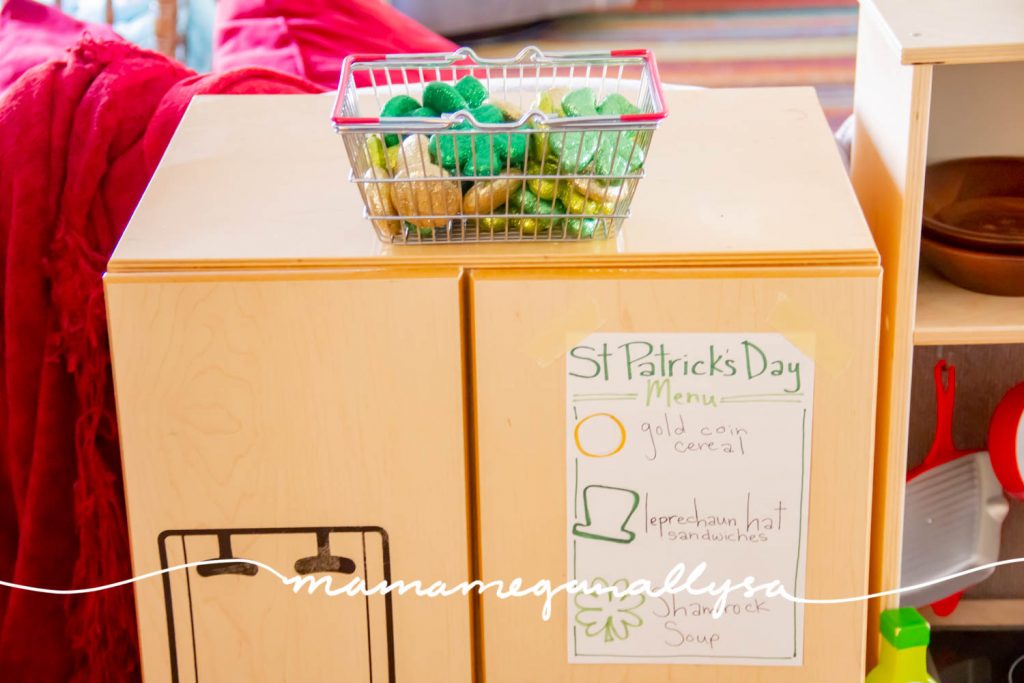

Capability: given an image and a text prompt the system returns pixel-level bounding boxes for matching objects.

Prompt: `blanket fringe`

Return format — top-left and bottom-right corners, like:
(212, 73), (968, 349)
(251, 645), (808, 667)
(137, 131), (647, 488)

(47, 51), (142, 674)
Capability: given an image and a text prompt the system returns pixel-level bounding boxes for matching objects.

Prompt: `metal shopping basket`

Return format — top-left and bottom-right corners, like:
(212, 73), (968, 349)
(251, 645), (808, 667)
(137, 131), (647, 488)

(331, 46), (668, 244)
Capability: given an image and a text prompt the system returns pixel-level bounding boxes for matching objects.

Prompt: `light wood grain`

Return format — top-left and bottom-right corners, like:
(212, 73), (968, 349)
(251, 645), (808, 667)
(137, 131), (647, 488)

(927, 61), (1024, 164)
(105, 269), (473, 683)
(850, 6), (934, 661)
(108, 88), (876, 273)
(915, 266), (1024, 346)
(471, 267), (881, 682)
(922, 599), (1024, 629)
(864, 0), (1024, 65)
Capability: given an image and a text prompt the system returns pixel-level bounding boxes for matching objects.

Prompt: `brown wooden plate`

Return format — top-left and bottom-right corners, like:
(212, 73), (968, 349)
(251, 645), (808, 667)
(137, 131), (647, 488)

(921, 235), (1024, 297)
(923, 157), (1024, 254)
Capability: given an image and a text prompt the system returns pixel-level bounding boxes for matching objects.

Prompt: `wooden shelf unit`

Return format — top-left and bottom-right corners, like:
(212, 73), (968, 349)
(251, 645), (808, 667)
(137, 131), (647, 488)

(851, 0), (1024, 654)
(915, 266), (1024, 346)
(106, 88), (883, 682)
(923, 599), (1024, 630)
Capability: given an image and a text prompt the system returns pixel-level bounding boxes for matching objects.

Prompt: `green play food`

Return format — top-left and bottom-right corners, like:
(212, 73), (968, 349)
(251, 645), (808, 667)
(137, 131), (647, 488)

(429, 124), (501, 177)
(594, 133), (645, 183)
(510, 188), (565, 234)
(467, 105), (508, 169)
(463, 149), (501, 176)
(549, 130), (599, 173)
(505, 131), (528, 166)
(428, 123), (468, 170)
(469, 104), (504, 125)
(527, 87), (570, 163)
(428, 104), (509, 177)
(561, 88), (598, 117)
(558, 182), (615, 215)
(546, 88), (602, 172)
(455, 76), (488, 108)
(381, 95), (422, 146)
(373, 81), (643, 237)
(597, 92), (641, 116)
(565, 217), (599, 238)
(407, 106), (437, 117)
(423, 82), (468, 114)
(381, 94), (420, 118)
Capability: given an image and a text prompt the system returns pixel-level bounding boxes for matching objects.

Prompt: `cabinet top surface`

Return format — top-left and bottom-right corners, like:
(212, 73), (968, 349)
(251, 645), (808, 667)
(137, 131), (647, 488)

(863, 0), (1024, 64)
(109, 87), (877, 273)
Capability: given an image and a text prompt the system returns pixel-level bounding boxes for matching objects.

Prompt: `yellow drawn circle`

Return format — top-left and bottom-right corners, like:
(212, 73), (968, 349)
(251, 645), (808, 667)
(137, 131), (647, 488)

(574, 413), (626, 458)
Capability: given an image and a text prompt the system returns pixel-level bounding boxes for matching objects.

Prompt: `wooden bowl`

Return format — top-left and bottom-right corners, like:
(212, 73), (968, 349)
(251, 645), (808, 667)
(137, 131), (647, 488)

(921, 235), (1024, 297)
(923, 157), (1024, 254)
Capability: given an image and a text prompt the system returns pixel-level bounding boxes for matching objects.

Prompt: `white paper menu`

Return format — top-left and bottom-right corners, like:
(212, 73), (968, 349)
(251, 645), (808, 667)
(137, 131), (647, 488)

(566, 333), (813, 665)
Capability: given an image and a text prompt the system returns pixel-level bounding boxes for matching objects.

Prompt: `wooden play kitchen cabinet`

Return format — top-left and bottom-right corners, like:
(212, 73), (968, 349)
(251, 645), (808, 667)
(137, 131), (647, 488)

(851, 0), (1024, 650)
(106, 87), (881, 681)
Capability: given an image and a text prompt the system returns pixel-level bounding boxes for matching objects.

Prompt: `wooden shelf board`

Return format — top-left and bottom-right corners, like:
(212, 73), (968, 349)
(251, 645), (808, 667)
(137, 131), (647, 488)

(922, 599), (1024, 629)
(865, 0), (1024, 65)
(913, 266), (1024, 346)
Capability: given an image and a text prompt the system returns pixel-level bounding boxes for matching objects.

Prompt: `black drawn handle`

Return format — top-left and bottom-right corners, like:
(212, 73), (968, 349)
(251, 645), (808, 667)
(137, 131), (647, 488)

(294, 529), (357, 575)
(196, 532), (258, 577)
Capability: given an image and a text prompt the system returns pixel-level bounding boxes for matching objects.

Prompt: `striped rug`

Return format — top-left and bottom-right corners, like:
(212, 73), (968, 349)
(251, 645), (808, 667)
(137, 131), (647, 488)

(463, 1), (857, 129)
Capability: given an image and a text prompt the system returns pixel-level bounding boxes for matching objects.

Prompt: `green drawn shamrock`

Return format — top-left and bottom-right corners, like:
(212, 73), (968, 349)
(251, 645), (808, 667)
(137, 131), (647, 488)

(574, 577), (645, 643)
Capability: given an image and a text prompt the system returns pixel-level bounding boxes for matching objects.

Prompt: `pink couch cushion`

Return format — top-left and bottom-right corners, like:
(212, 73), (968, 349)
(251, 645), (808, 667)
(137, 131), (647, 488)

(215, 0), (457, 90)
(0, 0), (120, 95)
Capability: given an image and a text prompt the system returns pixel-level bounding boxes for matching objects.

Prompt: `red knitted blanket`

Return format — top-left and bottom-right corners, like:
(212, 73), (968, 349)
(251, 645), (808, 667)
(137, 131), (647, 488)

(0, 38), (321, 682)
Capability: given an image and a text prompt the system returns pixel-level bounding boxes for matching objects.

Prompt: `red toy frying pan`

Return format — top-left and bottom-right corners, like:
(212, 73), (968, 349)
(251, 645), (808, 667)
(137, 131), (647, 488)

(990, 381), (1024, 499)
(901, 360), (1010, 616)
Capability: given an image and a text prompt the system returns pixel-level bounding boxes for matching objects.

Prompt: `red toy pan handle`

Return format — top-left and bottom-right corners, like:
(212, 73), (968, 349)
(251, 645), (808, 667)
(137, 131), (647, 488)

(912, 360), (965, 477)
(930, 590), (964, 617)
(933, 360), (958, 461)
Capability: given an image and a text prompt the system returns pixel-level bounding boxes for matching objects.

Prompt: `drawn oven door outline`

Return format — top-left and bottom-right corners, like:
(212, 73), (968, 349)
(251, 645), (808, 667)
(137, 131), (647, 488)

(158, 526), (394, 682)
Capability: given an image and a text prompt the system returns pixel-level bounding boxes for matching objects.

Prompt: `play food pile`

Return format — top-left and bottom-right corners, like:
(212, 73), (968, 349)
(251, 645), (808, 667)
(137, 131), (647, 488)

(332, 48), (667, 243)
(361, 77), (646, 241)
(921, 157), (1024, 296)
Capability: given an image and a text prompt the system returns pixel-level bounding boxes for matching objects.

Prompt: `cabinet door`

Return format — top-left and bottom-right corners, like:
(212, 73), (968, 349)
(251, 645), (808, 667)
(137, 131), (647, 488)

(471, 268), (880, 682)
(106, 269), (471, 683)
